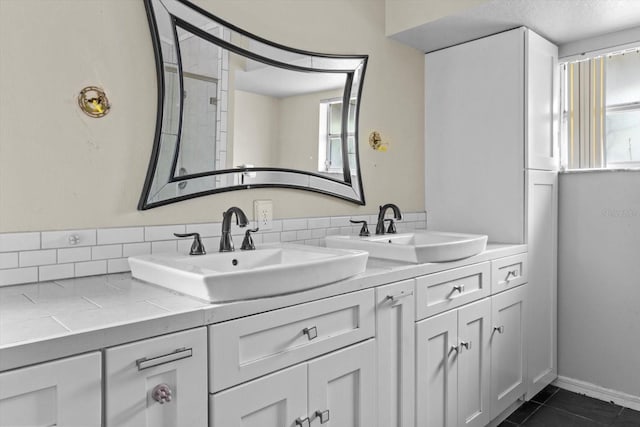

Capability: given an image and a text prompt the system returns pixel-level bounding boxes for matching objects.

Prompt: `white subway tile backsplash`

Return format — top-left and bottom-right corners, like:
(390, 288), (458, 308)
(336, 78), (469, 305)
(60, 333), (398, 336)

(296, 230), (312, 240)
(269, 220), (283, 232)
(402, 212), (419, 222)
(280, 231), (297, 242)
(97, 227), (144, 245)
(123, 242), (151, 257)
(107, 258), (130, 274)
(92, 245), (122, 260)
(283, 218), (308, 231)
(307, 217), (331, 229)
(42, 229), (96, 249)
(330, 216), (352, 227)
(0, 267), (38, 286)
(311, 228), (326, 239)
(39, 264), (74, 282)
(19, 250), (57, 267)
(75, 260), (107, 277)
(325, 227), (341, 236)
(0, 253), (19, 269)
(185, 222), (220, 237)
(417, 212), (427, 221)
(0, 232), (40, 252)
(144, 225), (185, 241)
(262, 232), (281, 244)
(151, 241), (178, 254)
(58, 247), (92, 264)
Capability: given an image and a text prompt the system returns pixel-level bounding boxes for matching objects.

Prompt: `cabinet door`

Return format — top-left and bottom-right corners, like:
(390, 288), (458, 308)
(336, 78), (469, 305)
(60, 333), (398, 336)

(376, 280), (415, 427)
(308, 340), (376, 427)
(526, 30), (559, 170)
(526, 171), (558, 398)
(105, 328), (208, 427)
(211, 364), (308, 427)
(0, 352), (101, 427)
(490, 285), (527, 419)
(457, 298), (491, 427)
(416, 310), (458, 427)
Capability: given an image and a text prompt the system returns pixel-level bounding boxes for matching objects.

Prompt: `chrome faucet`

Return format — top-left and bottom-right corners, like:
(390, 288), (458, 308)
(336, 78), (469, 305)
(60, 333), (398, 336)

(376, 203), (402, 235)
(219, 207), (249, 252)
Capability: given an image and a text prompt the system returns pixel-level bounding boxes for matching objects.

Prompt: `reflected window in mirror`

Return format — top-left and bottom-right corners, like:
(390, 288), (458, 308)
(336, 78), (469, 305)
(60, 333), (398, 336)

(319, 98), (357, 176)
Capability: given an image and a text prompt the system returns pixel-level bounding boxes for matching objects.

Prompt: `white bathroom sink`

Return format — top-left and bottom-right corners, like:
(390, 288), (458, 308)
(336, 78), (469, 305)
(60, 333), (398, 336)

(128, 243), (368, 302)
(325, 230), (487, 263)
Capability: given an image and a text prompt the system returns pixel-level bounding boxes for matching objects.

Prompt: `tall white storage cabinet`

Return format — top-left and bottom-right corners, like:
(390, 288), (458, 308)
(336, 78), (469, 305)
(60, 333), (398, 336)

(425, 26), (559, 403)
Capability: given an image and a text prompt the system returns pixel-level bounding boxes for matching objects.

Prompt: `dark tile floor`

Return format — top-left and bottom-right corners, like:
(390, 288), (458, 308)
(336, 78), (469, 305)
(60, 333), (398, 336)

(499, 385), (640, 426)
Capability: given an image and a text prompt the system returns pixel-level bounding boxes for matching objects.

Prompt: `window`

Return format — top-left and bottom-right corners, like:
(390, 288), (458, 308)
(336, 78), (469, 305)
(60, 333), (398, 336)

(561, 47), (640, 169)
(318, 98), (356, 174)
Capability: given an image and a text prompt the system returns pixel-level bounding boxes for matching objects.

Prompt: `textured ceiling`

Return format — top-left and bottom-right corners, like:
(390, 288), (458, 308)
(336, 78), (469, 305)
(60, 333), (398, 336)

(391, 0), (640, 53)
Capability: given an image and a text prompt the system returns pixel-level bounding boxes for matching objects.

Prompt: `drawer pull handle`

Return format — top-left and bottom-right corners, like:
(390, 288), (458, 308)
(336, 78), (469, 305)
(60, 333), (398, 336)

(452, 284), (465, 293)
(460, 341), (472, 350)
(449, 344), (459, 354)
(386, 290), (414, 302)
(315, 409), (330, 424)
(505, 270), (518, 281)
(152, 383), (173, 404)
(303, 326), (318, 340)
(136, 347), (192, 371)
(295, 417), (311, 427)
(493, 326), (505, 334)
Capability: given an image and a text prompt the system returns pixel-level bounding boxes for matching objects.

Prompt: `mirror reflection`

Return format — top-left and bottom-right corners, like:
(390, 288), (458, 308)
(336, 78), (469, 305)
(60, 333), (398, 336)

(139, 0), (368, 209)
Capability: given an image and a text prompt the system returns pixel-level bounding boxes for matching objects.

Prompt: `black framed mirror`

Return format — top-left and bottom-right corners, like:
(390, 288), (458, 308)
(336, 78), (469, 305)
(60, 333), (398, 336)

(139, 0), (368, 210)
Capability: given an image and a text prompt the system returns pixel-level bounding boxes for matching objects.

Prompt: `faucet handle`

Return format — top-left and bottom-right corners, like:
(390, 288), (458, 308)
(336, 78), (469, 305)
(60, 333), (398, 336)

(349, 220), (370, 237)
(240, 228), (259, 251)
(384, 219), (397, 234)
(174, 233), (206, 255)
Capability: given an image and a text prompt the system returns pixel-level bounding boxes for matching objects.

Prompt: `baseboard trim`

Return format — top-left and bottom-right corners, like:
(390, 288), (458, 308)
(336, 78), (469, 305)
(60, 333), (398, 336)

(554, 376), (640, 411)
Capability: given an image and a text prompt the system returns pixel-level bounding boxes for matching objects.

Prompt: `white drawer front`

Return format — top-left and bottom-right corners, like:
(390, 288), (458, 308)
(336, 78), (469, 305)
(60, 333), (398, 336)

(105, 328), (208, 427)
(209, 289), (375, 392)
(416, 262), (491, 320)
(491, 253), (527, 294)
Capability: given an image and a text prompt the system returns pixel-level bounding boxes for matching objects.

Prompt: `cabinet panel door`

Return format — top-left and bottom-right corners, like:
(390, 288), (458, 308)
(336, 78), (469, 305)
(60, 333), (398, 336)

(526, 171), (558, 398)
(105, 328), (208, 427)
(211, 364), (308, 427)
(416, 310), (458, 427)
(457, 298), (491, 427)
(526, 30), (559, 170)
(0, 352), (101, 427)
(490, 285), (527, 419)
(375, 280), (415, 427)
(308, 340), (376, 427)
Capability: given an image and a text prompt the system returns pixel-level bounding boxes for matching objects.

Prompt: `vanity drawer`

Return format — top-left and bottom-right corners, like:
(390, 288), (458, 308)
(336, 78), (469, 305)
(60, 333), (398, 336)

(415, 262), (491, 320)
(491, 253), (527, 294)
(209, 289), (375, 392)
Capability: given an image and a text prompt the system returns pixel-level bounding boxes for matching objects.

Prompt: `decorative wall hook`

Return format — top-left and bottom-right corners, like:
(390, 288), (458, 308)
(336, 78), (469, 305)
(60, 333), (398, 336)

(369, 130), (388, 151)
(78, 86), (110, 118)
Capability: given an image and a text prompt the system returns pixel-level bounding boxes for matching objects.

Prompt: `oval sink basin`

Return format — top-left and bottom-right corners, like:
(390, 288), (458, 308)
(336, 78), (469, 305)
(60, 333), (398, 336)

(128, 243), (368, 302)
(325, 230), (487, 263)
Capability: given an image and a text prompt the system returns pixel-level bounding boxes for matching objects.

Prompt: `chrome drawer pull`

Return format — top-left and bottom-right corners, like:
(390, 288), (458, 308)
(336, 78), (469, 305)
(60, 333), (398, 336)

(315, 409), (330, 424)
(460, 341), (472, 350)
(136, 347), (193, 371)
(295, 417), (311, 427)
(303, 326), (318, 340)
(452, 284), (465, 293)
(493, 326), (505, 334)
(386, 290), (414, 302)
(505, 270), (518, 281)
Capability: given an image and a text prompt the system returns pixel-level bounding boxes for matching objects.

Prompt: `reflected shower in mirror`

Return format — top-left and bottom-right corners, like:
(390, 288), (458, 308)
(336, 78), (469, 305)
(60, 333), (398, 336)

(139, 0), (368, 209)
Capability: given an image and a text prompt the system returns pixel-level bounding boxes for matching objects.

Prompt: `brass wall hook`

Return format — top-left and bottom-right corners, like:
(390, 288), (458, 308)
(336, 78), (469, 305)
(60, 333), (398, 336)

(78, 86), (110, 118)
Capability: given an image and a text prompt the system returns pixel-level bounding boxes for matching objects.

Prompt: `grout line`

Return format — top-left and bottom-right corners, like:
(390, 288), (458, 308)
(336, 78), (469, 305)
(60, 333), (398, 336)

(22, 293), (36, 304)
(145, 299), (171, 312)
(50, 315), (72, 332)
(82, 296), (103, 309)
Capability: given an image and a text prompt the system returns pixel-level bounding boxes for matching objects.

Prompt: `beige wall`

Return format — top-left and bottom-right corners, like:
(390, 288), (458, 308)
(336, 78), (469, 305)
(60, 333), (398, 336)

(385, 0), (490, 36)
(233, 90), (279, 167)
(0, 0), (424, 232)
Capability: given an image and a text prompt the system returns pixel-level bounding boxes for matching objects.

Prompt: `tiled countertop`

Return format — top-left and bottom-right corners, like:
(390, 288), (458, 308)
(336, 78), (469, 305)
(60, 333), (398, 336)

(0, 243), (526, 372)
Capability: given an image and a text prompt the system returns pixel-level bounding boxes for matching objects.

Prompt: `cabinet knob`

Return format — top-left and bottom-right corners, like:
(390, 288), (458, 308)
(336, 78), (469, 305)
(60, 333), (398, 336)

(152, 383), (173, 404)
(295, 417), (311, 427)
(449, 344), (459, 354)
(315, 409), (330, 424)
(460, 340), (472, 350)
(452, 284), (465, 293)
(493, 326), (505, 334)
(303, 326), (318, 340)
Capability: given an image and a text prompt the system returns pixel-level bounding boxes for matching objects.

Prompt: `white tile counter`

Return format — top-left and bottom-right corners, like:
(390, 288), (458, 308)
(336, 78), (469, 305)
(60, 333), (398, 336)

(0, 243), (526, 372)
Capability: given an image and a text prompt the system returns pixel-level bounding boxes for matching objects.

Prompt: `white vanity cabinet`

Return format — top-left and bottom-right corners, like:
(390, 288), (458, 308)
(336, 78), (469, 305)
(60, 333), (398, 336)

(0, 352), (102, 427)
(416, 298), (492, 427)
(211, 339), (376, 427)
(375, 280), (415, 427)
(104, 327), (208, 427)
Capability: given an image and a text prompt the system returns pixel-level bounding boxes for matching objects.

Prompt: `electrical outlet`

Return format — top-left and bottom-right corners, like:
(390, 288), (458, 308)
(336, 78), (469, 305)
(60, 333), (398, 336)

(254, 200), (273, 230)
